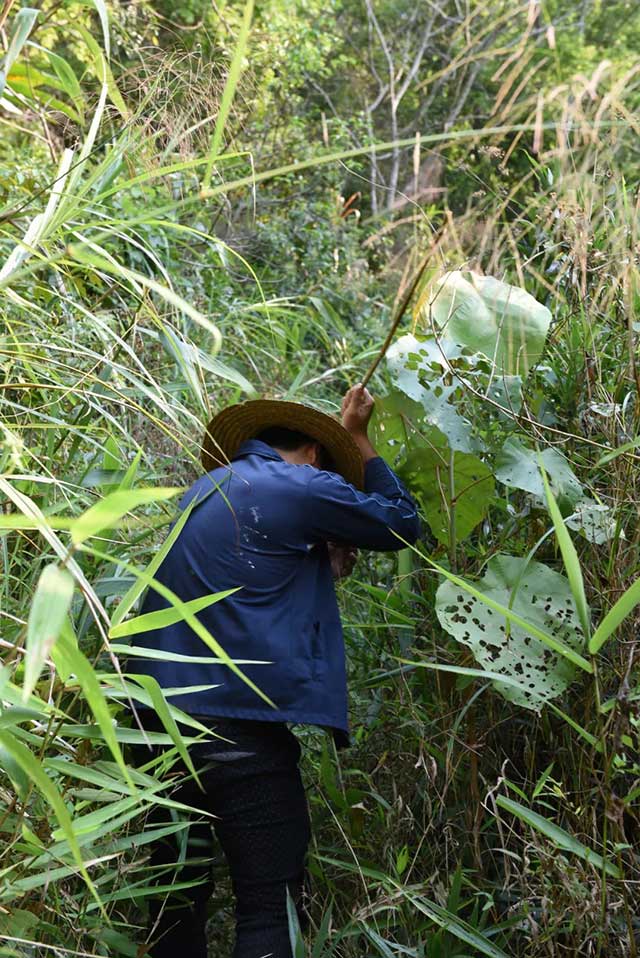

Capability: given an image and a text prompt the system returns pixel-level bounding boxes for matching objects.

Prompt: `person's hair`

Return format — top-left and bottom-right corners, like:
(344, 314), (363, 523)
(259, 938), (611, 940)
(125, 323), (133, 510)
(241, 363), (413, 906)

(255, 426), (336, 471)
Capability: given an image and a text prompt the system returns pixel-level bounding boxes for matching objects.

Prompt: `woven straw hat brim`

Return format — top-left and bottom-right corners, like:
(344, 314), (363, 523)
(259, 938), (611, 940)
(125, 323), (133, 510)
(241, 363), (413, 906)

(202, 400), (365, 489)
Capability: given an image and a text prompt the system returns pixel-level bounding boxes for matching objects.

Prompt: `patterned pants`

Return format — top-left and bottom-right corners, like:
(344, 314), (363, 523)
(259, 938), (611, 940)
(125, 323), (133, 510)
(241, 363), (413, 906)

(137, 717), (311, 958)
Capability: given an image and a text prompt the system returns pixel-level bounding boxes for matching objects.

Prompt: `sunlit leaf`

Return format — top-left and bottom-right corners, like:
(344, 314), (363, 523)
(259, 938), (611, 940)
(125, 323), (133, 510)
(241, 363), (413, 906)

(23, 564), (74, 702)
(69, 488), (181, 545)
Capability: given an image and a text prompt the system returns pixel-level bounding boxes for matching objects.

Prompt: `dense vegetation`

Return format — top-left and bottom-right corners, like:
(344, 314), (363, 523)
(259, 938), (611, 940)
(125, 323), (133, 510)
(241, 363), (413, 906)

(1, 0), (639, 955)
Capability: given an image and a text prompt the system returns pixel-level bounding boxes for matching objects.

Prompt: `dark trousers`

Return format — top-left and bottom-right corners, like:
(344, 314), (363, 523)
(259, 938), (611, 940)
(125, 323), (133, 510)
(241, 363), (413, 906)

(138, 717), (311, 958)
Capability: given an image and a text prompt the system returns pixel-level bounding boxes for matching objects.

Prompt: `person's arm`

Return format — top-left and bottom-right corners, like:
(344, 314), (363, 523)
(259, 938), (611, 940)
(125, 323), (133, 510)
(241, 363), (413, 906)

(305, 385), (421, 552)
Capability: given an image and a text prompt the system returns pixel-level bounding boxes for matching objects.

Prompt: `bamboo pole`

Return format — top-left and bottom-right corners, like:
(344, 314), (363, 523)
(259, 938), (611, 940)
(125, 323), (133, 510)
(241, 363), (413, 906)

(361, 227), (444, 387)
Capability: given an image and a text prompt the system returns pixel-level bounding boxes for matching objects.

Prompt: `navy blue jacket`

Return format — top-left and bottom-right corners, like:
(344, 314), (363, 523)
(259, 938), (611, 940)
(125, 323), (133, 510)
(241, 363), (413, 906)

(127, 439), (420, 740)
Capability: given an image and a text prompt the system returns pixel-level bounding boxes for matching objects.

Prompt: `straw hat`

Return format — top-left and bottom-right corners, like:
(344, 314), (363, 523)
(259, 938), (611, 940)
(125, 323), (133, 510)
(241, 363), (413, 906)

(201, 400), (365, 489)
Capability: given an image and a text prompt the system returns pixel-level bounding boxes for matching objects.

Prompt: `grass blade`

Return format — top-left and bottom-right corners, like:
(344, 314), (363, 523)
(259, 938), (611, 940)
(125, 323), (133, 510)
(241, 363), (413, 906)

(51, 620), (135, 791)
(589, 575), (640, 654)
(109, 588), (239, 638)
(23, 564), (74, 702)
(539, 457), (592, 642)
(0, 7), (38, 99)
(202, 0), (254, 192)
(70, 487), (181, 545)
(496, 794), (620, 877)
(0, 731), (101, 905)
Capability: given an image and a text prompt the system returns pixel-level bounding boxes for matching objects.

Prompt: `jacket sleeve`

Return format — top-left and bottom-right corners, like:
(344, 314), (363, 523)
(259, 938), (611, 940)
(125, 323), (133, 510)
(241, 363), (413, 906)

(304, 456), (421, 551)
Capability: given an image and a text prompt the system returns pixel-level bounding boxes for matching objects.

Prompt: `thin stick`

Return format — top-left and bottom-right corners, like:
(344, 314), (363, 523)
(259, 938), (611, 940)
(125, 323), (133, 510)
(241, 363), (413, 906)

(361, 227), (444, 387)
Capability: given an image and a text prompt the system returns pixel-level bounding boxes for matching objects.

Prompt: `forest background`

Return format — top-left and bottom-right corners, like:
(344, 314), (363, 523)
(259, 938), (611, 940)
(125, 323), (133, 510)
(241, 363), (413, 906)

(1, 0), (639, 955)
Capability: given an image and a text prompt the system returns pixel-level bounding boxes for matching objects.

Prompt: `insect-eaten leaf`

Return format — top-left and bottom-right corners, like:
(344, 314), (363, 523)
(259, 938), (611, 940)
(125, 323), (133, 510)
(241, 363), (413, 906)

(435, 555), (587, 709)
(386, 335), (481, 453)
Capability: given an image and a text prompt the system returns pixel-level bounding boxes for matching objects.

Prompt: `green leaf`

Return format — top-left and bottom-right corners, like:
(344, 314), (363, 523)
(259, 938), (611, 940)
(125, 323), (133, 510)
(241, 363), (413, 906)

(202, 0), (254, 191)
(109, 589), (238, 638)
(539, 460), (591, 642)
(401, 444), (494, 545)
(23, 564), (74, 702)
(126, 674), (201, 787)
(589, 575), (640, 654)
(51, 621), (134, 791)
(496, 795), (620, 877)
(0, 731), (100, 900)
(424, 552), (592, 674)
(495, 437), (584, 505)
(111, 644), (266, 665)
(435, 555), (588, 708)
(70, 487), (181, 544)
(111, 496), (198, 627)
(386, 334), (481, 453)
(0, 7), (38, 100)
(84, 543), (273, 708)
(422, 271), (551, 376)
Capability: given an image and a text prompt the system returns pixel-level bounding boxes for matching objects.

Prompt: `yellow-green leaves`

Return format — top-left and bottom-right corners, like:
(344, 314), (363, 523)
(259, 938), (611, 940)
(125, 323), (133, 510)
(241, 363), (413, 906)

(0, 731), (100, 902)
(0, 7), (38, 100)
(23, 564), (74, 702)
(539, 459), (592, 643)
(51, 623), (134, 791)
(69, 488), (181, 545)
(109, 589), (239, 639)
(202, 0), (255, 193)
(589, 575), (640, 655)
(110, 495), (197, 627)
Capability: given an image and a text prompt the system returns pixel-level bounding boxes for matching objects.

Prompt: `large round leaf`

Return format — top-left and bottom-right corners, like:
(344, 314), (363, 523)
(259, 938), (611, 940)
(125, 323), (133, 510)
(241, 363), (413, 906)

(386, 334), (481, 453)
(401, 445), (494, 545)
(495, 437), (583, 506)
(435, 555), (586, 709)
(421, 271), (551, 376)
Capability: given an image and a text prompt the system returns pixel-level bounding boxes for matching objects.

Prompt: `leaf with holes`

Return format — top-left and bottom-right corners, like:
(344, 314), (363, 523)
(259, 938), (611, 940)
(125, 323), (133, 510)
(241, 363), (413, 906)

(566, 498), (619, 544)
(387, 334), (480, 452)
(435, 555), (587, 709)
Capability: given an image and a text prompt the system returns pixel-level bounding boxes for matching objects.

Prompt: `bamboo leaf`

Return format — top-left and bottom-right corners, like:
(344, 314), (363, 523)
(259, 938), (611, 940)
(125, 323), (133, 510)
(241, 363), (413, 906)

(109, 588), (239, 638)
(69, 487), (181, 545)
(23, 564), (74, 702)
(0, 7), (38, 99)
(539, 458), (592, 642)
(496, 795), (620, 877)
(84, 543), (273, 708)
(125, 674), (202, 786)
(0, 731), (101, 901)
(111, 496), (198, 627)
(202, 0), (254, 191)
(51, 621), (134, 791)
(589, 575), (640, 654)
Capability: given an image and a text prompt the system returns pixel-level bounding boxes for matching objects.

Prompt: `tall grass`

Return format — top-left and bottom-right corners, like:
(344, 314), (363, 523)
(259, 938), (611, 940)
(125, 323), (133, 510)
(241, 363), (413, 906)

(0, 1), (638, 956)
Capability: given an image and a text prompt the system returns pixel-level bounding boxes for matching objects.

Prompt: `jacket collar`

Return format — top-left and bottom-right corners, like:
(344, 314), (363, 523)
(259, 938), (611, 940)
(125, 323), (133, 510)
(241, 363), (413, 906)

(233, 439), (285, 463)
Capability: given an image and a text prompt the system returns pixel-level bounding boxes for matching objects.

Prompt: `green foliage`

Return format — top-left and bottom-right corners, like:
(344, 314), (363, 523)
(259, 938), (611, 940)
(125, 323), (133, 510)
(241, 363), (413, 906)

(0, 0), (639, 955)
(435, 555), (586, 708)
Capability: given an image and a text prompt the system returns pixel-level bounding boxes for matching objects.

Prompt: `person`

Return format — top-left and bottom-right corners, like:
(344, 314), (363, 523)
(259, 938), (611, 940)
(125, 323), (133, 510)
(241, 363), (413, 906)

(129, 383), (420, 958)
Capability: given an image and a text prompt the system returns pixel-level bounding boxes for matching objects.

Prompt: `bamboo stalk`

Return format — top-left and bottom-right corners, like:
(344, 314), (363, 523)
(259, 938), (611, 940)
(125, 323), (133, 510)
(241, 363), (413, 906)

(361, 227), (444, 387)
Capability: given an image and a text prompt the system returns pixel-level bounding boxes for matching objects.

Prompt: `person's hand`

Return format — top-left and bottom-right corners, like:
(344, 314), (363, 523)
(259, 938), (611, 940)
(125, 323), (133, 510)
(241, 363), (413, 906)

(327, 542), (358, 580)
(341, 383), (378, 463)
(341, 383), (374, 437)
